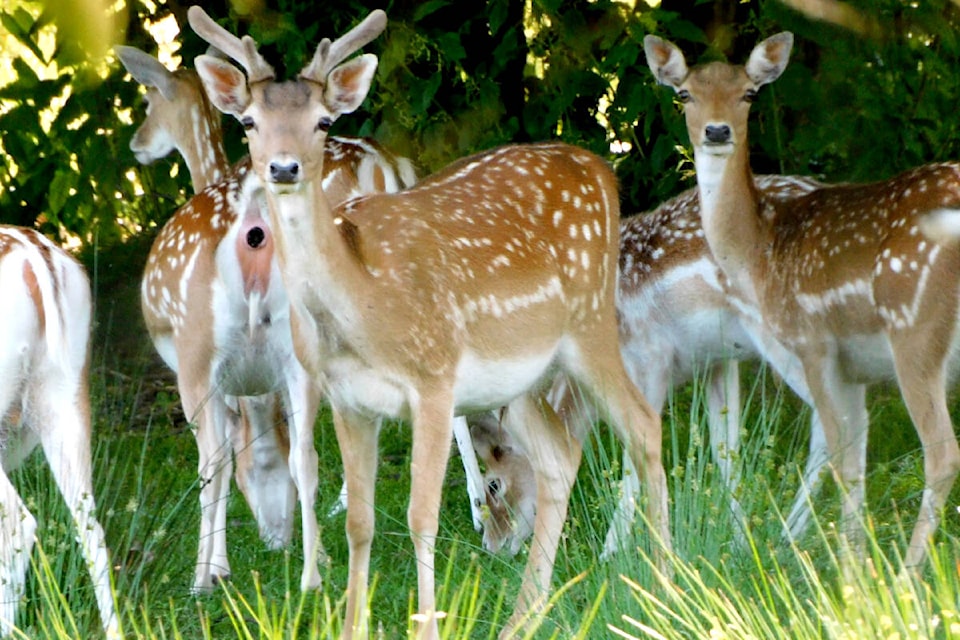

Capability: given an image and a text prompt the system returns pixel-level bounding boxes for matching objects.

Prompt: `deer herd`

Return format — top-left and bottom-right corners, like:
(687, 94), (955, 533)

(2, 6), (960, 639)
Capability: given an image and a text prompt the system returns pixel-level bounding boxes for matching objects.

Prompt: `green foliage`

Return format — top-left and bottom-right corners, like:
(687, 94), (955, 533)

(3, 1), (960, 241)
(0, 1), (180, 249)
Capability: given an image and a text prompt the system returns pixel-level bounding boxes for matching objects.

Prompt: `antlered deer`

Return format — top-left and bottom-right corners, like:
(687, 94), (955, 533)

(475, 177), (833, 557)
(188, 6), (669, 638)
(116, 43), (436, 593)
(0, 227), (118, 638)
(645, 31), (960, 568)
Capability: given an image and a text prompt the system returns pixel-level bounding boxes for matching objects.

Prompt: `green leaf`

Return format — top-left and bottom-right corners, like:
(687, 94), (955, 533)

(488, 0), (510, 35)
(435, 32), (466, 64)
(0, 10), (45, 63)
(413, 0), (450, 22)
(48, 169), (77, 215)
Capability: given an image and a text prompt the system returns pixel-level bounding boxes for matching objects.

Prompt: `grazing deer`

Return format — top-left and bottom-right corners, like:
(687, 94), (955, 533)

(645, 31), (960, 568)
(0, 226), (118, 638)
(117, 44), (431, 593)
(468, 412), (537, 557)
(473, 176), (834, 558)
(188, 6), (669, 638)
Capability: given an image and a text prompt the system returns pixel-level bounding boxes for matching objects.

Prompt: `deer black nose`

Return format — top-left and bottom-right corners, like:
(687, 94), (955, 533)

(705, 124), (731, 144)
(269, 161), (300, 184)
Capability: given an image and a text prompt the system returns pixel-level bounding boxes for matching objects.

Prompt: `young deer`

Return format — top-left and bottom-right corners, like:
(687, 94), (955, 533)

(0, 227), (118, 638)
(645, 31), (960, 568)
(188, 6), (669, 638)
(475, 176), (833, 558)
(118, 45), (428, 593)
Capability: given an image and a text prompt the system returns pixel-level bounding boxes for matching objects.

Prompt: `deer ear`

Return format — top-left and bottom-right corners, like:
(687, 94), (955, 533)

(324, 53), (378, 116)
(644, 35), (689, 90)
(745, 32), (793, 87)
(195, 54), (251, 116)
(116, 45), (179, 101)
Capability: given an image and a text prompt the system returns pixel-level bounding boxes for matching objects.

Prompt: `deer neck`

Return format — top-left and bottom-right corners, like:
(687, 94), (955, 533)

(183, 96), (229, 192)
(694, 143), (770, 304)
(262, 175), (370, 335)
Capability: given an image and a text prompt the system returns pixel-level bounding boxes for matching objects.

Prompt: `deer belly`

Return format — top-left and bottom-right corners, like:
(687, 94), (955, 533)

(213, 317), (293, 397)
(453, 349), (556, 412)
(836, 333), (896, 383)
(670, 308), (755, 368)
(324, 357), (409, 419)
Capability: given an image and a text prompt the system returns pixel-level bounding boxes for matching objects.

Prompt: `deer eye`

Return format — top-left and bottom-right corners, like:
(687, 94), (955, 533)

(744, 88), (759, 103)
(676, 89), (692, 104)
(240, 116), (256, 131)
(316, 117), (333, 132)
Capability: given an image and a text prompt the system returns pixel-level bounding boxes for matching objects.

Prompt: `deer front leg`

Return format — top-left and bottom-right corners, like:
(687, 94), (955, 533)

(452, 415), (485, 532)
(408, 388), (456, 640)
(334, 407), (380, 640)
(740, 320), (829, 541)
(184, 386), (233, 592)
(798, 348), (868, 564)
(284, 365), (325, 590)
(499, 393), (582, 639)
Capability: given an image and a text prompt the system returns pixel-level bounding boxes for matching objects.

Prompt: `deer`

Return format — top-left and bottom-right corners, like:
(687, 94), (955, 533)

(116, 42), (465, 596)
(0, 226), (119, 638)
(644, 30), (960, 570)
(187, 6), (670, 638)
(473, 175), (835, 558)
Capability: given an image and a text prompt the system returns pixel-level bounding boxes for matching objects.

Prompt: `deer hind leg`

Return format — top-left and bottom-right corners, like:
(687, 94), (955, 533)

(891, 334), (960, 568)
(0, 465), (35, 638)
(705, 360), (746, 529)
(499, 392), (582, 639)
(598, 362), (669, 561)
(333, 408), (380, 640)
(784, 408), (829, 542)
(406, 387), (458, 640)
(282, 368), (324, 591)
(32, 380), (119, 637)
(562, 338), (671, 568)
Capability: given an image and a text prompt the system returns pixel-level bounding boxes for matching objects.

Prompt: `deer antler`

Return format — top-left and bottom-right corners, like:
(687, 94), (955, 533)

(299, 9), (387, 83)
(187, 5), (275, 84)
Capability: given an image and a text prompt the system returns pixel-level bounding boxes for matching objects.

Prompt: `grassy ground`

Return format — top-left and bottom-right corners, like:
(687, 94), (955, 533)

(4, 242), (960, 638)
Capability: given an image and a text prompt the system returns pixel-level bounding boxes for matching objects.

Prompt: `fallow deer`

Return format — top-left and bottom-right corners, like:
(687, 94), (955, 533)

(117, 43), (437, 594)
(188, 6), (669, 638)
(645, 31), (960, 568)
(473, 176), (834, 558)
(0, 226), (118, 638)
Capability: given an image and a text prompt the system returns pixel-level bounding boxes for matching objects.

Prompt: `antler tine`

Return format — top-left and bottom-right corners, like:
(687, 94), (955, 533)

(187, 5), (275, 84)
(300, 9), (387, 83)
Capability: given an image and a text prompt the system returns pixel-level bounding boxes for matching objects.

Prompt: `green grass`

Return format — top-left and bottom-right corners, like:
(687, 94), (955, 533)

(5, 355), (960, 638)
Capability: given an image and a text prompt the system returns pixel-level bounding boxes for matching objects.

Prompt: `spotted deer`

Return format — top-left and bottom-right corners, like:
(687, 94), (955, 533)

(475, 175), (835, 558)
(645, 31), (960, 568)
(114, 46), (489, 529)
(0, 227), (118, 638)
(117, 44), (429, 593)
(188, 6), (669, 638)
